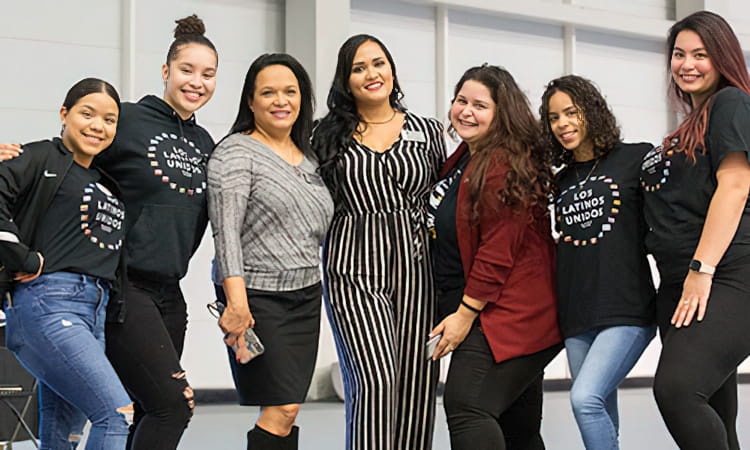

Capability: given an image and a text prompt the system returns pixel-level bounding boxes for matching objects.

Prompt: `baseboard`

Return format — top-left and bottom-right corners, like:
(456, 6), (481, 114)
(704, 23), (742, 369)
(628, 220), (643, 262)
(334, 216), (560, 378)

(194, 375), (750, 405)
(194, 389), (238, 404)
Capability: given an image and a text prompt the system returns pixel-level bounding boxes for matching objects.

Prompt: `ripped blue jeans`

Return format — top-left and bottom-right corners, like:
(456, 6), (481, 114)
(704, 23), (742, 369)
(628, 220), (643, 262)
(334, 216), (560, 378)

(4, 272), (131, 450)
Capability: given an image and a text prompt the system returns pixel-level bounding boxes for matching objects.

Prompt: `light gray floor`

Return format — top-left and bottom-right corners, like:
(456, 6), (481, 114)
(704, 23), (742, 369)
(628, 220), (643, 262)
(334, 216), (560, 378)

(179, 385), (748, 449)
(7, 385), (749, 449)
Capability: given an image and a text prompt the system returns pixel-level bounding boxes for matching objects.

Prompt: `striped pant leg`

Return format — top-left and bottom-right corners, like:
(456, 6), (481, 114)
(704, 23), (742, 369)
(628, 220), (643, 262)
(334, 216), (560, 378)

(392, 233), (439, 449)
(324, 274), (398, 450)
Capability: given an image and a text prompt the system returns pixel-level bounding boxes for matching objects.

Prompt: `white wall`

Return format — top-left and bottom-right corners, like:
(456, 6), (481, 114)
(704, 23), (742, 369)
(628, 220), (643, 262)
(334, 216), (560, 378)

(575, 0), (674, 20)
(351, 0), (438, 118)
(0, 1), (121, 143)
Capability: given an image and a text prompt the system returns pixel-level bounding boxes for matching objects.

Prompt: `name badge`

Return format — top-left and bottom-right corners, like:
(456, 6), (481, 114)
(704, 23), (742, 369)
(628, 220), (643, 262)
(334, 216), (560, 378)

(401, 129), (426, 143)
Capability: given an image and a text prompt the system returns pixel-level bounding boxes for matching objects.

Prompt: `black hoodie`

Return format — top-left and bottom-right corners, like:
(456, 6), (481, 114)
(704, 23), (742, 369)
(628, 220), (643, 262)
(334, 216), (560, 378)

(96, 95), (215, 282)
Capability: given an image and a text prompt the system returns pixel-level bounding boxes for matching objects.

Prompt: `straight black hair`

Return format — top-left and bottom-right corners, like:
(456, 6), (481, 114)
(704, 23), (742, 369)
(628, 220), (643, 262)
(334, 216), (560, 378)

(229, 53), (315, 156)
(63, 78), (121, 111)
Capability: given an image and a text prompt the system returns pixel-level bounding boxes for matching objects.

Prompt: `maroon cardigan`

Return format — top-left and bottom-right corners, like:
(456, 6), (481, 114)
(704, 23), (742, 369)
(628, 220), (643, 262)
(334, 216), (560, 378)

(443, 143), (562, 363)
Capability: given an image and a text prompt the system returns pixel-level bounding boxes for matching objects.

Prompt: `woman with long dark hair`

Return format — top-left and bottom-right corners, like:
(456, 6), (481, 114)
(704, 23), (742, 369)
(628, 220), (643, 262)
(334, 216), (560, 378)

(641, 10), (750, 449)
(1, 78), (131, 449)
(311, 34), (445, 450)
(208, 53), (333, 450)
(427, 64), (562, 450)
(540, 75), (656, 449)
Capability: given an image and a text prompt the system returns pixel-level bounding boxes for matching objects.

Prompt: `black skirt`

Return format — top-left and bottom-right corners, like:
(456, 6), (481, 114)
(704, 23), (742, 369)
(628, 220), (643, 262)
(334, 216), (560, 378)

(214, 282), (322, 406)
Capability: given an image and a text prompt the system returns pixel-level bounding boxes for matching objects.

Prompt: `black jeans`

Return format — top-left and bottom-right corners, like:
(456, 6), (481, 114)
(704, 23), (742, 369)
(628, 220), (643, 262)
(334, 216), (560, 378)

(105, 275), (192, 450)
(444, 323), (562, 450)
(653, 257), (750, 450)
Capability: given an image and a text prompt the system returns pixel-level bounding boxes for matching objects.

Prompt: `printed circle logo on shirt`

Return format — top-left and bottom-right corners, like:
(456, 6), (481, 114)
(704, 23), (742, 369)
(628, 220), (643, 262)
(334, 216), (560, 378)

(80, 183), (125, 251)
(640, 144), (674, 192)
(147, 132), (208, 196)
(556, 175), (621, 246)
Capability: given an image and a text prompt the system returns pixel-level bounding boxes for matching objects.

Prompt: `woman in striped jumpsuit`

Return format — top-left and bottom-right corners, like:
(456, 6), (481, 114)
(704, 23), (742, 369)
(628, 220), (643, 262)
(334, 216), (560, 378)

(312, 34), (445, 450)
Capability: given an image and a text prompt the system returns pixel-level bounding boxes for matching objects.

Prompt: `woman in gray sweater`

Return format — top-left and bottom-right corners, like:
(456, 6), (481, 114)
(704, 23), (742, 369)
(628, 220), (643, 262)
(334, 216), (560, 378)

(207, 53), (333, 450)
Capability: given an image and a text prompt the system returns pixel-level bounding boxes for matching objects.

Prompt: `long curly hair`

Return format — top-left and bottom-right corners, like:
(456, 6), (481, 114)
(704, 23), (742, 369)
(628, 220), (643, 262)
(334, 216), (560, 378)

(539, 75), (620, 168)
(311, 34), (405, 199)
(665, 11), (750, 160)
(451, 65), (553, 220)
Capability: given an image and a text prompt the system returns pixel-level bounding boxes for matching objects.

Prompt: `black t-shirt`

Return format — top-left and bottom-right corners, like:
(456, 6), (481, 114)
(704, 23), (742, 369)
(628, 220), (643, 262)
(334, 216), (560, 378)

(427, 151), (470, 291)
(641, 87), (750, 284)
(36, 162), (125, 280)
(555, 142), (655, 338)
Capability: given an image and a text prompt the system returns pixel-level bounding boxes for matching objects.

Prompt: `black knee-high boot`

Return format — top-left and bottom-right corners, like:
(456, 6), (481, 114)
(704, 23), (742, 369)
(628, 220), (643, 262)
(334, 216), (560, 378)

(247, 425), (299, 450)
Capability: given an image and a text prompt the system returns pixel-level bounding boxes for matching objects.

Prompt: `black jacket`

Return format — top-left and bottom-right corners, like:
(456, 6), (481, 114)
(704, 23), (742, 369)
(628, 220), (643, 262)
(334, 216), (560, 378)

(0, 138), (127, 322)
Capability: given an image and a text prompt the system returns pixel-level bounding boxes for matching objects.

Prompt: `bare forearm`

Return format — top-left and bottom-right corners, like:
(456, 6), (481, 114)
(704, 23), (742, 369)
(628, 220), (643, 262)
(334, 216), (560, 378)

(222, 276), (250, 311)
(693, 168), (750, 266)
(673, 152), (750, 327)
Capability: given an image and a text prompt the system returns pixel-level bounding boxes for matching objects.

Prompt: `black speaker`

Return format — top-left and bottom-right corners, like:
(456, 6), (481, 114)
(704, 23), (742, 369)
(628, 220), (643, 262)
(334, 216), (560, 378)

(0, 326), (39, 443)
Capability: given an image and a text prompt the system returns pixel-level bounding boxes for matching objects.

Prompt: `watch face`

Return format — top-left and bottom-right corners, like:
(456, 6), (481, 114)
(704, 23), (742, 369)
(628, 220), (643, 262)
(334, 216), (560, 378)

(689, 260), (701, 271)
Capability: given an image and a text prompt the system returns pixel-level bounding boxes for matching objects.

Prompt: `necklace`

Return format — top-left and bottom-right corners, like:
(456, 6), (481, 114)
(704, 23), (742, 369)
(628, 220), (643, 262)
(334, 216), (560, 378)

(363, 109), (397, 125)
(573, 158), (600, 187)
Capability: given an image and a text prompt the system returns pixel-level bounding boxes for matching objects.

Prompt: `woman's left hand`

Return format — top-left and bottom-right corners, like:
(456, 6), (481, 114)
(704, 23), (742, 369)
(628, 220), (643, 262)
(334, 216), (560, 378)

(429, 307), (476, 360)
(671, 270), (712, 328)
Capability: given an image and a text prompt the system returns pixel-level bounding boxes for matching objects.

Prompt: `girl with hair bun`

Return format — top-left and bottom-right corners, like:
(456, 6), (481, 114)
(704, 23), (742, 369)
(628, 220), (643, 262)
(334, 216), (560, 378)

(643, 10), (750, 449)
(1, 78), (130, 449)
(0, 14), (219, 449)
(101, 14), (218, 449)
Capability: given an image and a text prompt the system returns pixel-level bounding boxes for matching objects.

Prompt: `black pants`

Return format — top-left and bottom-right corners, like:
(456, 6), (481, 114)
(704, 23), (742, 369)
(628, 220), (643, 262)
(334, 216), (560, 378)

(653, 256), (750, 450)
(105, 275), (192, 450)
(443, 323), (562, 450)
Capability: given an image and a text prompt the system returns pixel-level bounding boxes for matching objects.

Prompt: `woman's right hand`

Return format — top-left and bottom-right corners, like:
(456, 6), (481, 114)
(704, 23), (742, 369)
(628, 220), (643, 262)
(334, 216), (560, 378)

(219, 276), (255, 349)
(0, 144), (22, 161)
(219, 302), (254, 346)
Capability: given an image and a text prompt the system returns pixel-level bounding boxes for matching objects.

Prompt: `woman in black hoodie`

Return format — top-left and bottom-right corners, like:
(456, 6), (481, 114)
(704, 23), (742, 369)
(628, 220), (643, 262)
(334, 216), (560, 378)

(1, 14), (217, 450)
(99, 15), (217, 450)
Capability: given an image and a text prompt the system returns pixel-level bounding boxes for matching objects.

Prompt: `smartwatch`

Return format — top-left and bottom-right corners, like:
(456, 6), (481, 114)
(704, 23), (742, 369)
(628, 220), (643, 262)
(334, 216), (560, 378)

(689, 259), (715, 276)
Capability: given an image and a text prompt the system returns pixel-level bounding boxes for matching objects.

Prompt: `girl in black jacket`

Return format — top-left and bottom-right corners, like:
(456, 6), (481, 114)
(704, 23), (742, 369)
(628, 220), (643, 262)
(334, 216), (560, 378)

(0, 15), (217, 449)
(1, 78), (131, 450)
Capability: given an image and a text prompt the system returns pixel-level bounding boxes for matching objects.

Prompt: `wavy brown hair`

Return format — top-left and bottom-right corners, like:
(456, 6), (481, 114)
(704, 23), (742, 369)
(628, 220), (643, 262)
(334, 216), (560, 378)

(540, 75), (620, 168)
(665, 11), (750, 160)
(450, 65), (552, 220)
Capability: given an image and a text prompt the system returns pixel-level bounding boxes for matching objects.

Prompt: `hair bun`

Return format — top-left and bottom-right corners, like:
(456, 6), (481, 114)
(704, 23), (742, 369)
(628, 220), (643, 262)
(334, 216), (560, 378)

(174, 14), (206, 38)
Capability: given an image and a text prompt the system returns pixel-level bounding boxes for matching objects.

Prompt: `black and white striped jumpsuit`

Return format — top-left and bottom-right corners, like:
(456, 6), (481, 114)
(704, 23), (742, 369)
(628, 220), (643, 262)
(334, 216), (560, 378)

(323, 111), (445, 450)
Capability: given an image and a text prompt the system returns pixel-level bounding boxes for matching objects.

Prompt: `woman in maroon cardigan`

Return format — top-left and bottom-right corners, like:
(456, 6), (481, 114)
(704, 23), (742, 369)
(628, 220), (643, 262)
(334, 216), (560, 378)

(427, 64), (562, 450)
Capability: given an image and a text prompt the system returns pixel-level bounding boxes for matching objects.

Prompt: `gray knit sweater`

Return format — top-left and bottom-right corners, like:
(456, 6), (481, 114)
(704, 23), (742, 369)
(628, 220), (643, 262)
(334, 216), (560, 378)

(208, 133), (333, 291)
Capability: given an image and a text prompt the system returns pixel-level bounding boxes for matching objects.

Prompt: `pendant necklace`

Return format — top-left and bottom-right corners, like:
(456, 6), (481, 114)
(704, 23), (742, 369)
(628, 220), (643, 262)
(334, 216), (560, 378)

(574, 158), (601, 188)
